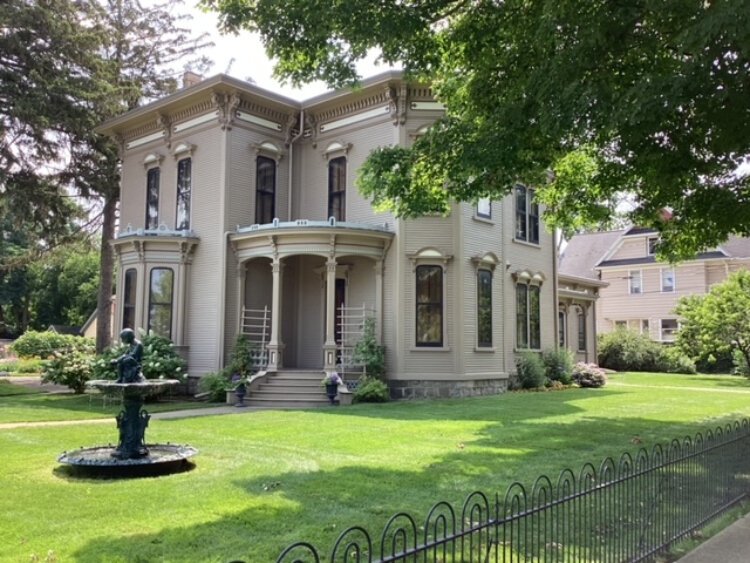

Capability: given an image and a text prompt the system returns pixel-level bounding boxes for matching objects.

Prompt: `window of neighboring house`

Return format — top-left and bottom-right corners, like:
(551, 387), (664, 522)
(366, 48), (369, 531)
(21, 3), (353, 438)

(328, 156), (346, 221)
(515, 185), (539, 244)
(255, 156), (276, 224)
(148, 268), (174, 339)
(661, 319), (678, 341)
(615, 320), (627, 330)
(577, 308), (587, 352)
(558, 310), (567, 347)
(175, 158), (192, 230)
(661, 268), (675, 292)
(477, 197), (491, 219)
(648, 237), (659, 255)
(641, 319), (650, 336)
(416, 265), (443, 346)
(516, 283), (541, 349)
(122, 269), (137, 330)
(145, 167), (160, 230)
(629, 270), (642, 294)
(477, 269), (492, 347)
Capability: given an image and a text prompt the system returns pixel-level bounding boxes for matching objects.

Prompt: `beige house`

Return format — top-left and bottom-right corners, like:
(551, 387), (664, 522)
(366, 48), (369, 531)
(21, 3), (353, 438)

(97, 71), (578, 403)
(561, 227), (750, 343)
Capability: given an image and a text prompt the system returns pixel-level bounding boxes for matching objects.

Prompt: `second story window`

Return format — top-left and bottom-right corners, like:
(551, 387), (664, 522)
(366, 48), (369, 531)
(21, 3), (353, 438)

(145, 167), (160, 230)
(176, 158), (192, 230)
(515, 185), (539, 244)
(648, 237), (659, 255)
(328, 156), (346, 222)
(661, 268), (675, 292)
(629, 270), (642, 294)
(255, 156), (276, 224)
(477, 197), (491, 219)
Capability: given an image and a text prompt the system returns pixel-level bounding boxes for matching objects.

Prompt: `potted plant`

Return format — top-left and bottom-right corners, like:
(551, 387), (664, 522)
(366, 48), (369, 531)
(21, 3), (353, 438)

(321, 372), (342, 404)
(231, 373), (252, 407)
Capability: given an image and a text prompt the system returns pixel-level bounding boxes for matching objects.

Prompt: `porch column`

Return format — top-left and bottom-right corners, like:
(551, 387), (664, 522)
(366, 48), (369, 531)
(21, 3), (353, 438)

(266, 257), (284, 370)
(323, 257), (338, 373)
(374, 259), (384, 343)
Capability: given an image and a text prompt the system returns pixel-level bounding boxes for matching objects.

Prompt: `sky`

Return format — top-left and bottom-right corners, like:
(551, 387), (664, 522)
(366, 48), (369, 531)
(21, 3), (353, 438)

(184, 2), (392, 100)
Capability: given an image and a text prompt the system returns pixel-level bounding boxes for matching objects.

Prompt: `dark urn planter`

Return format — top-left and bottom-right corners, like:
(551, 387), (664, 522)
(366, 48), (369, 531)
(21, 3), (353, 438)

(325, 383), (338, 404)
(232, 375), (247, 408)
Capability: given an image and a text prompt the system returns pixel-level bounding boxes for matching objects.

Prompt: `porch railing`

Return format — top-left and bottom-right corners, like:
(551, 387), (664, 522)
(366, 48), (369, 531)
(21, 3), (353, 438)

(336, 304), (374, 378)
(276, 419), (750, 562)
(240, 306), (270, 370)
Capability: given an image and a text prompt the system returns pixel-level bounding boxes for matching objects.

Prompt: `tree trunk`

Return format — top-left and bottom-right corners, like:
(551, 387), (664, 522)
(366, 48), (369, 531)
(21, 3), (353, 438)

(96, 194), (117, 353)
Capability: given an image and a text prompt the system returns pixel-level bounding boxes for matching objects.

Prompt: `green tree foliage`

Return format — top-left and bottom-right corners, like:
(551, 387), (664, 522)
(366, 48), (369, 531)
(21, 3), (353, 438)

(676, 270), (750, 376)
(205, 0), (750, 259)
(10, 330), (94, 358)
(598, 329), (695, 374)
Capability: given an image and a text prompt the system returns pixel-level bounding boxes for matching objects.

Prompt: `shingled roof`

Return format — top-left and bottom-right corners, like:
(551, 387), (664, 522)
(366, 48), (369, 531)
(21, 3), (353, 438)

(559, 230), (624, 280)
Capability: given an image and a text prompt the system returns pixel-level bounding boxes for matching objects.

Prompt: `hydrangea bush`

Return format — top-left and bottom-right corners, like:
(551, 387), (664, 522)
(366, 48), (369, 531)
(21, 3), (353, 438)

(572, 362), (607, 388)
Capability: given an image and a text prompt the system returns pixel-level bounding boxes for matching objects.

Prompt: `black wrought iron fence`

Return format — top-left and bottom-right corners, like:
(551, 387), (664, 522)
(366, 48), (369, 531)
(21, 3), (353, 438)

(276, 419), (750, 562)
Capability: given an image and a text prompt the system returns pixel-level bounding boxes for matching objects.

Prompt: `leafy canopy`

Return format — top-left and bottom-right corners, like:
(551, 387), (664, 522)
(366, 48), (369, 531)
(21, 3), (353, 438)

(205, 0), (750, 259)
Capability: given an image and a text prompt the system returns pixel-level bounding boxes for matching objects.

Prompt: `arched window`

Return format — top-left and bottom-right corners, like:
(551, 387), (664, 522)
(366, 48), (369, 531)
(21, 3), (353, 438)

(416, 265), (443, 347)
(516, 284), (541, 349)
(255, 156), (276, 224)
(477, 269), (492, 347)
(176, 158), (192, 230)
(148, 268), (173, 339)
(328, 157), (346, 221)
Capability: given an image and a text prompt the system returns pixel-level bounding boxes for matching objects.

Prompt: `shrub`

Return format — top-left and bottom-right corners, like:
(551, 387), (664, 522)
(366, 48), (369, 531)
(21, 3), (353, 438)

(352, 376), (389, 403)
(91, 332), (186, 381)
(542, 348), (573, 384)
(228, 334), (255, 376)
(598, 330), (663, 371)
(0, 358), (45, 374)
(10, 331), (94, 359)
(572, 362), (607, 388)
(516, 352), (547, 389)
(732, 349), (750, 376)
(656, 346), (696, 374)
(90, 343), (128, 380)
(198, 371), (233, 402)
(41, 349), (93, 393)
(352, 317), (386, 379)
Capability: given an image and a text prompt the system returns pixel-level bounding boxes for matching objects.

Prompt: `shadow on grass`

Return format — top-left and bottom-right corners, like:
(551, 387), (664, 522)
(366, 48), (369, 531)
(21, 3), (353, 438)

(70, 403), (745, 562)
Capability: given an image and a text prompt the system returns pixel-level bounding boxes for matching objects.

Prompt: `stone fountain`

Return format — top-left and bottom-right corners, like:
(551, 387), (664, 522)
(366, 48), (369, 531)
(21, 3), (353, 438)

(57, 329), (197, 476)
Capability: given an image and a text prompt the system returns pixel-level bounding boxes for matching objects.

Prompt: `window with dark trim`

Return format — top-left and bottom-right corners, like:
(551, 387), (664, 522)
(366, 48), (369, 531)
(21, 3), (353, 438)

(577, 308), (586, 352)
(416, 265), (443, 346)
(477, 198), (491, 219)
(122, 269), (137, 330)
(558, 310), (566, 347)
(328, 156), (346, 221)
(255, 156), (276, 224)
(515, 185), (539, 243)
(176, 158), (192, 230)
(145, 167), (160, 230)
(516, 283), (541, 349)
(148, 268), (173, 339)
(648, 237), (659, 255)
(477, 269), (492, 347)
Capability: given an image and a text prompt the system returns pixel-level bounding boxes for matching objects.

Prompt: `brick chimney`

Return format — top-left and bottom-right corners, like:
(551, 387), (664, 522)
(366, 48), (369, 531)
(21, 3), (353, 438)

(182, 71), (203, 89)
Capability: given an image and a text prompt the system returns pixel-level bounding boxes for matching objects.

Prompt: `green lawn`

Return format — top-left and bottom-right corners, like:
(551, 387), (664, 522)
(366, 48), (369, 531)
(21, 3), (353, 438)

(2, 372), (750, 562)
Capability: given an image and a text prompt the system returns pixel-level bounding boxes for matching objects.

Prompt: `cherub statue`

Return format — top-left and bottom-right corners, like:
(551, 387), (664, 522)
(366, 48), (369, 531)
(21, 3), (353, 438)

(112, 328), (145, 383)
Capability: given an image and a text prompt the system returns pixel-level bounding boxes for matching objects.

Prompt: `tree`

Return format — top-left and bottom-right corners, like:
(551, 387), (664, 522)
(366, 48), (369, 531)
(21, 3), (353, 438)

(675, 270), (750, 375)
(205, 0), (750, 260)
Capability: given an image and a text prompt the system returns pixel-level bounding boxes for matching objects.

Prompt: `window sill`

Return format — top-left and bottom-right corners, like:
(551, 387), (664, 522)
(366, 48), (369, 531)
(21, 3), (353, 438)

(514, 348), (542, 353)
(410, 346), (451, 352)
(474, 346), (495, 353)
(512, 238), (541, 249)
(473, 215), (494, 225)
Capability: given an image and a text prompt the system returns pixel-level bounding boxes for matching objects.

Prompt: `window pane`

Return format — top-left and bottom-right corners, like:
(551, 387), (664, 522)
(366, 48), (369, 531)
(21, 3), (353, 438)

(328, 157), (346, 221)
(255, 156), (276, 224)
(477, 198), (491, 218)
(662, 269), (675, 292)
(558, 311), (566, 347)
(148, 268), (173, 339)
(416, 265), (442, 346)
(661, 318), (678, 341)
(578, 310), (586, 351)
(529, 285), (541, 349)
(515, 185), (527, 240)
(629, 270), (642, 294)
(176, 158), (192, 230)
(122, 269), (137, 330)
(146, 168), (160, 230)
(529, 194), (539, 244)
(516, 284), (528, 348)
(477, 270), (492, 347)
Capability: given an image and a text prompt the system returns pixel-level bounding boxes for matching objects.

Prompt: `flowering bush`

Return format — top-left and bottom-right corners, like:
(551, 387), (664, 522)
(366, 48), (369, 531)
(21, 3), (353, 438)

(11, 330), (94, 359)
(321, 372), (343, 386)
(91, 332), (186, 381)
(572, 362), (607, 388)
(41, 349), (93, 393)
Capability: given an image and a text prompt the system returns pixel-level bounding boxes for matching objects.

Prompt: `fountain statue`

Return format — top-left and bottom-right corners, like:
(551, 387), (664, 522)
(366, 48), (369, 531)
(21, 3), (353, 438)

(58, 329), (197, 476)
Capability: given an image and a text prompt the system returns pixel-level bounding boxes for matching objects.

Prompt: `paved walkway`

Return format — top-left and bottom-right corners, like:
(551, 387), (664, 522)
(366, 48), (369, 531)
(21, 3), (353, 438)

(676, 512), (750, 562)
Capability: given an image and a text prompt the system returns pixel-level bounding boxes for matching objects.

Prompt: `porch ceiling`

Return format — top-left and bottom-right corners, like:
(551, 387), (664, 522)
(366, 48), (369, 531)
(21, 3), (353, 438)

(230, 220), (394, 262)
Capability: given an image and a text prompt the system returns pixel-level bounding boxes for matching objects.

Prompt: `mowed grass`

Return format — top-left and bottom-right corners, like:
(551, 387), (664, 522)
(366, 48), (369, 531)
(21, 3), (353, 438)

(0, 379), (214, 424)
(2, 373), (750, 562)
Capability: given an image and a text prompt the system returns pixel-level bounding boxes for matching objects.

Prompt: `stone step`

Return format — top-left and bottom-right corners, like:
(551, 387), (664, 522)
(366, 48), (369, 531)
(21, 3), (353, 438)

(270, 372), (323, 380)
(251, 390), (330, 401)
(257, 383), (322, 393)
(245, 398), (333, 408)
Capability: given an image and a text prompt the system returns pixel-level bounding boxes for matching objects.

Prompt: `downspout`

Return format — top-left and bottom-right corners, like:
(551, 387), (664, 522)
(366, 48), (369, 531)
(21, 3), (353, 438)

(287, 110), (304, 220)
(218, 229), (233, 368)
(553, 229), (560, 352)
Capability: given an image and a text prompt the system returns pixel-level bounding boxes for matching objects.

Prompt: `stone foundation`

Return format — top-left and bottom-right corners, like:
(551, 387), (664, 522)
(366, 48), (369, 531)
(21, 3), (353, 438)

(389, 378), (508, 400)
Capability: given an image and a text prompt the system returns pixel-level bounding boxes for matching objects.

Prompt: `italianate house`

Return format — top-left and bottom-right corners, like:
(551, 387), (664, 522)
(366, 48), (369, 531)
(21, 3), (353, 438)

(97, 71), (594, 404)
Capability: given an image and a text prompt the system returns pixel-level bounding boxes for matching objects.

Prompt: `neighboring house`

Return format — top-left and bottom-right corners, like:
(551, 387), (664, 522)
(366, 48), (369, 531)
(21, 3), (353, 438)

(561, 227), (750, 343)
(97, 71), (564, 400)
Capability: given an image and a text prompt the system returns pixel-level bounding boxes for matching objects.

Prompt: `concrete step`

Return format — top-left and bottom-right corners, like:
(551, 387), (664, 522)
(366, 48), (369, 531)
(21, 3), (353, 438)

(245, 398), (333, 408)
(257, 383), (322, 393)
(270, 372), (323, 381)
(251, 391), (330, 401)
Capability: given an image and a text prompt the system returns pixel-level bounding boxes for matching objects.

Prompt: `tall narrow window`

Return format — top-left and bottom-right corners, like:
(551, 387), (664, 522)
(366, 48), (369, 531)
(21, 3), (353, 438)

(516, 284), (541, 349)
(122, 269), (137, 330)
(558, 310), (566, 347)
(255, 156), (276, 224)
(629, 270), (642, 294)
(477, 269), (492, 347)
(145, 167), (160, 230)
(416, 265), (443, 347)
(148, 268), (174, 339)
(176, 158), (192, 230)
(661, 268), (675, 292)
(328, 157), (346, 221)
(515, 185), (539, 243)
(577, 308), (587, 352)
